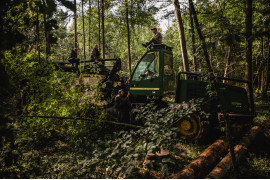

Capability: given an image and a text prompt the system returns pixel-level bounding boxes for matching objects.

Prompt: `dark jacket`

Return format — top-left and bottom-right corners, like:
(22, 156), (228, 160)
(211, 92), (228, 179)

(69, 49), (77, 59)
(114, 85), (127, 95)
(151, 32), (162, 44)
(91, 48), (100, 61)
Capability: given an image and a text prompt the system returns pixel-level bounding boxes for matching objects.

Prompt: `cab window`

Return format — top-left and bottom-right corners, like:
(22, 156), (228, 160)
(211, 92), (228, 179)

(132, 52), (159, 81)
(163, 53), (174, 92)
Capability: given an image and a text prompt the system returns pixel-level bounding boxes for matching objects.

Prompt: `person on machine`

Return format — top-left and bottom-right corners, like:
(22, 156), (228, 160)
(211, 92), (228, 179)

(114, 89), (130, 108)
(105, 89), (131, 122)
(114, 81), (127, 96)
(142, 27), (162, 47)
(114, 89), (131, 121)
(90, 44), (109, 75)
(90, 44), (102, 64)
(68, 48), (80, 67)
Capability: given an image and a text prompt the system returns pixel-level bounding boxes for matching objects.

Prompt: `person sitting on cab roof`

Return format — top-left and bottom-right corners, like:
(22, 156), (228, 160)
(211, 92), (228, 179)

(142, 27), (162, 47)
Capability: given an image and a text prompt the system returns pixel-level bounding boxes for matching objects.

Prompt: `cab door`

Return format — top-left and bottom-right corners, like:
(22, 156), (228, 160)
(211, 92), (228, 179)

(129, 50), (163, 96)
(163, 52), (175, 94)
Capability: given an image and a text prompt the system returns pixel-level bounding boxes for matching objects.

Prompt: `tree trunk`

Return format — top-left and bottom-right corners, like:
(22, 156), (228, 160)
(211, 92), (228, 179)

(42, 10), (48, 63)
(82, 0), (86, 60)
(199, 58), (202, 71)
(261, 70), (264, 91)
(223, 46), (231, 83)
(189, 0), (212, 73)
(189, 1), (197, 72)
(88, 0), (91, 55)
(125, 0), (132, 76)
(36, 8), (40, 63)
(98, 0), (101, 49)
(101, 0), (105, 59)
(41, 0), (49, 63)
(244, 0), (255, 114)
(262, 38), (270, 97)
(74, 0), (78, 49)
(260, 36), (264, 91)
(173, 0), (189, 77)
(265, 38), (270, 93)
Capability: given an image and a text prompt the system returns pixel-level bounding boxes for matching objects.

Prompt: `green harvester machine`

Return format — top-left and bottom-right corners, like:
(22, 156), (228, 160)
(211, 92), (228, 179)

(128, 44), (255, 142)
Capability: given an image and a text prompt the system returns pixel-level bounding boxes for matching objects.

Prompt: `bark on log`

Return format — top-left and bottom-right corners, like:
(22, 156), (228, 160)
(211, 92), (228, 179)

(205, 126), (261, 179)
(172, 139), (228, 179)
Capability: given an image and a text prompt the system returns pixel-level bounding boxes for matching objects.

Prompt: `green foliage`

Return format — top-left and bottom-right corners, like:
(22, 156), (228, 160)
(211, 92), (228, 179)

(64, 99), (209, 178)
(0, 46), (212, 178)
(19, 71), (106, 145)
(1, 96), (209, 178)
(65, 0), (158, 72)
(1, 46), (105, 145)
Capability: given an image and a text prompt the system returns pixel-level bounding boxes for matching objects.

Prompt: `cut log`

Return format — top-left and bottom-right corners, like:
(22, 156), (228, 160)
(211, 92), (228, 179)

(172, 139), (228, 179)
(205, 145), (247, 179)
(205, 126), (261, 179)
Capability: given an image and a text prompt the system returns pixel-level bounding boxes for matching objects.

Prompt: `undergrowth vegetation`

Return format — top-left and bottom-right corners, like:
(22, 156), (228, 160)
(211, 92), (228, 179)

(0, 50), (209, 178)
(1, 49), (269, 178)
(2, 99), (208, 178)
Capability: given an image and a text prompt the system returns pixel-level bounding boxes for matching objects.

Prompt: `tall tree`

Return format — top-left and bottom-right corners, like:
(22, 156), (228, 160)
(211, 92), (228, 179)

(36, 5), (41, 63)
(125, 0), (132, 76)
(244, 0), (255, 113)
(189, 0), (197, 72)
(189, 0), (212, 73)
(173, 0), (189, 75)
(42, 0), (50, 63)
(264, 39), (270, 96)
(82, 0), (86, 60)
(88, 0), (92, 54)
(98, 0), (101, 48)
(101, 0), (105, 59)
(74, 0), (78, 49)
(223, 46), (231, 82)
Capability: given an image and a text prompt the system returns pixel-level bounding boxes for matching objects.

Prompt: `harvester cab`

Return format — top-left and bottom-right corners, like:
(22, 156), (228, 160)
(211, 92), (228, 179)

(129, 44), (175, 98)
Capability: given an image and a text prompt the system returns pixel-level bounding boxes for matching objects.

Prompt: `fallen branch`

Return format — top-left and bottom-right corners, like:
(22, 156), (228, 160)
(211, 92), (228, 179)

(9, 115), (143, 129)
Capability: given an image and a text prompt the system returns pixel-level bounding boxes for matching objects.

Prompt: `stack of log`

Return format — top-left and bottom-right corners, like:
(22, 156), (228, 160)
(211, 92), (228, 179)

(171, 126), (261, 179)
(205, 126), (261, 179)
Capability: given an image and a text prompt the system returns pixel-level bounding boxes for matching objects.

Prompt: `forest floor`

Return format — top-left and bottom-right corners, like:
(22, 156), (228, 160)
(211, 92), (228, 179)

(1, 92), (270, 178)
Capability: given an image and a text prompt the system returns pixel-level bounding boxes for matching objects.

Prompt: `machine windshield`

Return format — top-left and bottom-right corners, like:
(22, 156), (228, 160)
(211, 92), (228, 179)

(132, 52), (159, 81)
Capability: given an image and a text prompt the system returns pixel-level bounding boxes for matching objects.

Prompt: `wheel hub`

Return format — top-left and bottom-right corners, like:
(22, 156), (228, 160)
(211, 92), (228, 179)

(178, 116), (198, 136)
(181, 120), (192, 131)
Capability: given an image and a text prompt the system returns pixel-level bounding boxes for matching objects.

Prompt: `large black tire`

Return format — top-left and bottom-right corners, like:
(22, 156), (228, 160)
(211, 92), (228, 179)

(175, 113), (210, 144)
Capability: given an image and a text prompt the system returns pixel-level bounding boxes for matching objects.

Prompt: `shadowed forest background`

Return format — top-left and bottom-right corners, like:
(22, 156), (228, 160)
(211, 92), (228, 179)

(0, 0), (269, 178)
